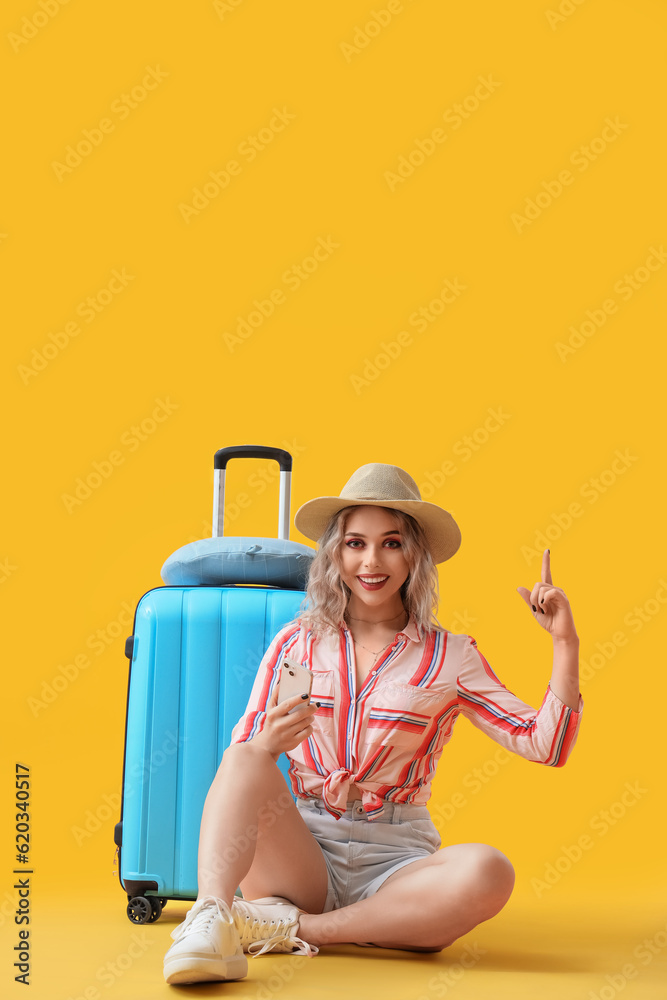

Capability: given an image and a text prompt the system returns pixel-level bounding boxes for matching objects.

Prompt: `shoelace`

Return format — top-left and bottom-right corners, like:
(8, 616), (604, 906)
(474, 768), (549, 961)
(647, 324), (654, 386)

(233, 902), (318, 957)
(170, 897), (231, 942)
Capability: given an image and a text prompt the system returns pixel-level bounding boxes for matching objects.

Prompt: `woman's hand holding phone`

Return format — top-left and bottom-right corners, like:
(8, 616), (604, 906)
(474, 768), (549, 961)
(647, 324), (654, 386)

(251, 681), (318, 760)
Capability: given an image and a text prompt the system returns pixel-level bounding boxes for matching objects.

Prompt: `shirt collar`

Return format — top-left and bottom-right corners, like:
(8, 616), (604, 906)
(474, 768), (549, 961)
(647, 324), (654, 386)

(403, 616), (422, 642)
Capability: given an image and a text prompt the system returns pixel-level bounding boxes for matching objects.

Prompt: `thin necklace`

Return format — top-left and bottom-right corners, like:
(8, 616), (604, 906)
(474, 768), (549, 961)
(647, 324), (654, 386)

(347, 611), (409, 661)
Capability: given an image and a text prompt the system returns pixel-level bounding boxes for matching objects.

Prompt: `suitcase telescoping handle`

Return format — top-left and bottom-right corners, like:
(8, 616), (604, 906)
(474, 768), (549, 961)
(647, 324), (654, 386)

(212, 446), (293, 540)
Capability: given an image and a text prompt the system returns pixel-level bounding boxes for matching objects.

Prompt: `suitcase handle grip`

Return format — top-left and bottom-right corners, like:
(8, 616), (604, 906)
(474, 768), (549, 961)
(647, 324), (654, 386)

(214, 446), (292, 472)
(212, 446), (293, 539)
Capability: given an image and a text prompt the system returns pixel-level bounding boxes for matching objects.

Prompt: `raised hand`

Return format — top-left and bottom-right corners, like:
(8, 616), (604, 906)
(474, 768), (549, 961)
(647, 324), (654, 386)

(517, 549), (578, 643)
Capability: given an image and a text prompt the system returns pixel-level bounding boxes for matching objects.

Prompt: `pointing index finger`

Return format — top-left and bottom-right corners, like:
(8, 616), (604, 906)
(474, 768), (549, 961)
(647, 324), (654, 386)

(541, 548), (553, 585)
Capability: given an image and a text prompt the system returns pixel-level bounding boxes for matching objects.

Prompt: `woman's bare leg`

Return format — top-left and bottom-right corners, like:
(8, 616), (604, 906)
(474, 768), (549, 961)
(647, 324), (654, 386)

(197, 749), (512, 953)
(297, 843), (515, 951)
(196, 742), (329, 914)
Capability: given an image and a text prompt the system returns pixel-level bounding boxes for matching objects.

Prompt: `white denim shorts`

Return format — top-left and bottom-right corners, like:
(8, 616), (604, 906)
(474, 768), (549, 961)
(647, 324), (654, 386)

(296, 797), (441, 912)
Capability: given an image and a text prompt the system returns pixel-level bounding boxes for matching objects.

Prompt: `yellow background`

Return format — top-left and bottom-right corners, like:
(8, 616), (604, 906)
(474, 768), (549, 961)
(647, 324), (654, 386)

(3, 0), (666, 996)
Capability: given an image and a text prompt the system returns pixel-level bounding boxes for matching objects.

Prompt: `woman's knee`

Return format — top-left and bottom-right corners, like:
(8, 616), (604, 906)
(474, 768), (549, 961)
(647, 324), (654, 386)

(216, 742), (293, 812)
(464, 843), (515, 910)
(209, 741), (286, 801)
(435, 842), (514, 912)
(219, 740), (277, 774)
(428, 846), (514, 950)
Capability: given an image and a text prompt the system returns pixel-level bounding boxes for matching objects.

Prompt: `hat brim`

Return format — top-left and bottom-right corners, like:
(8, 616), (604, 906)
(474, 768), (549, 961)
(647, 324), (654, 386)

(293, 496), (461, 564)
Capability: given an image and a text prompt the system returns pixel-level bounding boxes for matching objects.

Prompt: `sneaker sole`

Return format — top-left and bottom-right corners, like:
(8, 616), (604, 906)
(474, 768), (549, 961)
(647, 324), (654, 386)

(164, 953), (248, 985)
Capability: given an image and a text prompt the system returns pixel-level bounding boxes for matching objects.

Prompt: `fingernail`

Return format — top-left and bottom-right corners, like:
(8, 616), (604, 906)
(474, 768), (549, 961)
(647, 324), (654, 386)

(315, 702), (321, 708)
(547, 549), (550, 554)
(531, 605), (537, 612)
(301, 694), (308, 699)
(540, 608), (545, 614)
(540, 597), (545, 604)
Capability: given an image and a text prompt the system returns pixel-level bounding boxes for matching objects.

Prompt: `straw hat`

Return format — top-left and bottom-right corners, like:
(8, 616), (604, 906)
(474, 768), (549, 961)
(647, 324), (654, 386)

(294, 463), (461, 564)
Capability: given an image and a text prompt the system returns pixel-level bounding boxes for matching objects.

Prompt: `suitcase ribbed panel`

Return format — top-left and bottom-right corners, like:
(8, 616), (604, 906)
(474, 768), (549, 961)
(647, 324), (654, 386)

(121, 586), (304, 899)
(176, 588), (223, 893)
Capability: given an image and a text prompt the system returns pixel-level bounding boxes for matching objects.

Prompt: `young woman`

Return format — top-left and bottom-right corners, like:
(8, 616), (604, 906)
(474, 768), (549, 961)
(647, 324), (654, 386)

(163, 462), (583, 985)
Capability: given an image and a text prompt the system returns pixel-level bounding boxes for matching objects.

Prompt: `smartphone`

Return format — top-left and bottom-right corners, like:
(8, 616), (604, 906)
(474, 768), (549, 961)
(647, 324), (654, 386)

(277, 657), (313, 713)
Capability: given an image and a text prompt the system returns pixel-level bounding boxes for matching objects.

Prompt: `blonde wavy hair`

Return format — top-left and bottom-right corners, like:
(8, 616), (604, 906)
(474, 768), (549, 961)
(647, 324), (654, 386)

(297, 505), (445, 638)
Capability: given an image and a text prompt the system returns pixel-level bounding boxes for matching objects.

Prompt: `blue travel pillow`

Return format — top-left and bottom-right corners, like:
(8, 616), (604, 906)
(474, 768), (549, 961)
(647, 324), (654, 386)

(161, 537), (316, 590)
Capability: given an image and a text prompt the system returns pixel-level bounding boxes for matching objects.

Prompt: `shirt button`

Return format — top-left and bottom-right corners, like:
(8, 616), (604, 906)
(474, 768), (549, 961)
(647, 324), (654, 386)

(371, 670), (376, 675)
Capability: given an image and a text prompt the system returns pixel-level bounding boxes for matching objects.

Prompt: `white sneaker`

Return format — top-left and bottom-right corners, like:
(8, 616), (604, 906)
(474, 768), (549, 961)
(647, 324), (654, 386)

(232, 896), (319, 957)
(163, 896), (248, 985)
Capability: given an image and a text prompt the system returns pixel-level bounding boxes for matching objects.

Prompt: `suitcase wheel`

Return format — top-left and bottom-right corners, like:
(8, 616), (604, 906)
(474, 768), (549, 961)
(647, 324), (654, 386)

(126, 895), (162, 924)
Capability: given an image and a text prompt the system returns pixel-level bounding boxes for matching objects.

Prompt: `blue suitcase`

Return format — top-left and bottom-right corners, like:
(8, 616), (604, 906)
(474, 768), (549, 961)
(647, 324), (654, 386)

(115, 446), (315, 924)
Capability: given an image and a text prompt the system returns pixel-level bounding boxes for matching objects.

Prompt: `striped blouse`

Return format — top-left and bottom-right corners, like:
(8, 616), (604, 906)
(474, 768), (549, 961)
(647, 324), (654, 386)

(230, 614), (584, 821)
